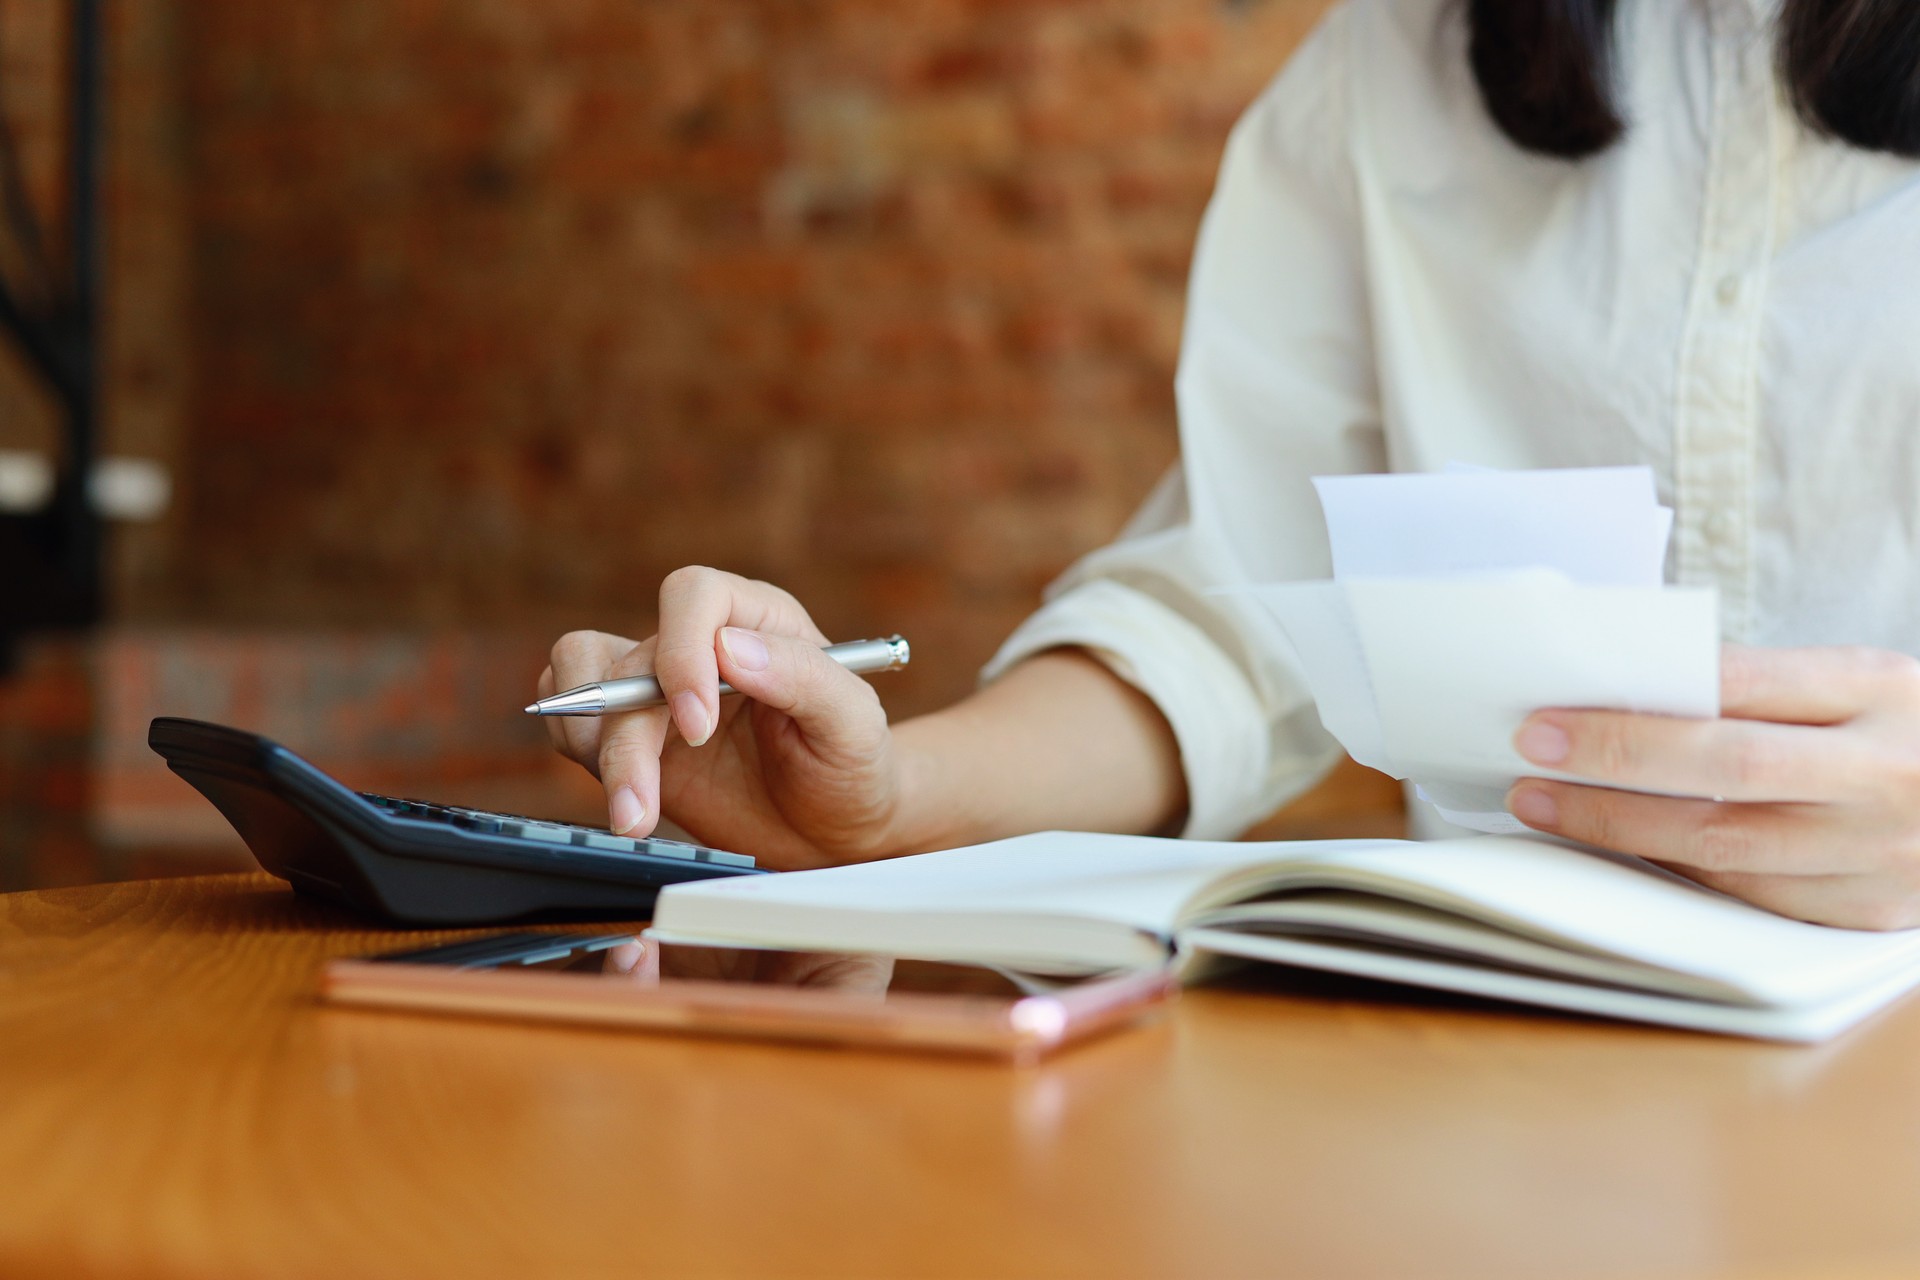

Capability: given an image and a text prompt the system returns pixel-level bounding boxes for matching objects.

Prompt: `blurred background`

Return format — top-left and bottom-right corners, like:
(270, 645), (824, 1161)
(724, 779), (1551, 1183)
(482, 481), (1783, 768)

(0, 0), (1396, 892)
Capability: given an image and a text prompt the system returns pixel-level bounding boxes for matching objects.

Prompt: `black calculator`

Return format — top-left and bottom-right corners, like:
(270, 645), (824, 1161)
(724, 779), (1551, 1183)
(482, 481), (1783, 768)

(149, 717), (764, 925)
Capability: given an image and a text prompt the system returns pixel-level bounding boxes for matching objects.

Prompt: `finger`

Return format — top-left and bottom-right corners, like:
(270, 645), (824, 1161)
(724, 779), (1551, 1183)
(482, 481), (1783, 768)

(547, 630), (632, 772)
(1657, 865), (1920, 932)
(595, 638), (669, 836)
(602, 634), (661, 688)
(1512, 710), (1867, 803)
(1504, 779), (1881, 875)
(605, 938), (660, 985)
(653, 567), (830, 748)
(596, 707), (672, 836)
(1720, 644), (1920, 725)
(715, 627), (886, 763)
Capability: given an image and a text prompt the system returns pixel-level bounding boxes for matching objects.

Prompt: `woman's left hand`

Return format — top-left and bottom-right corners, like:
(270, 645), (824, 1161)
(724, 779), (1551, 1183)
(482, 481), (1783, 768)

(1505, 644), (1920, 930)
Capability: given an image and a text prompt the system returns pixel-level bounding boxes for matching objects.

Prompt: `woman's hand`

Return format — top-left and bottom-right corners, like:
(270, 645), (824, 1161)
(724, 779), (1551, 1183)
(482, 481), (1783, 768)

(537, 567), (907, 870)
(1505, 644), (1920, 930)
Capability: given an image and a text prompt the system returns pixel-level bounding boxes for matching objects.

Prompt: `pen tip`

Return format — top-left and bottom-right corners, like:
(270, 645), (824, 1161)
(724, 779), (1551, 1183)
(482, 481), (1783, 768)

(523, 703), (541, 715)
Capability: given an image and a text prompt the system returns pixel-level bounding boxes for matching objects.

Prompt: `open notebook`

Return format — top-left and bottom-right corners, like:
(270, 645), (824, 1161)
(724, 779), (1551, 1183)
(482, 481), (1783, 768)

(649, 833), (1920, 1042)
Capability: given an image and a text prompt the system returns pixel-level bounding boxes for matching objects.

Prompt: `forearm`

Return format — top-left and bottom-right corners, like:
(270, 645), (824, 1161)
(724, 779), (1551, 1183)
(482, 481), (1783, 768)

(885, 648), (1188, 854)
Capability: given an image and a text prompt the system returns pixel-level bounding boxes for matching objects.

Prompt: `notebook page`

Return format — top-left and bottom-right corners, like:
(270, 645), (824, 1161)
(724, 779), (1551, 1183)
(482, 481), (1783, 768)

(1186, 892), (1752, 1003)
(1289, 836), (1920, 1007)
(651, 833), (1379, 970)
(1180, 929), (1920, 1042)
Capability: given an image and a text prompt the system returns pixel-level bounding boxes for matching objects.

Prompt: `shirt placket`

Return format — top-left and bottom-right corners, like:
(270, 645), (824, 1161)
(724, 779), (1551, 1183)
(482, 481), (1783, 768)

(1671, 0), (1779, 642)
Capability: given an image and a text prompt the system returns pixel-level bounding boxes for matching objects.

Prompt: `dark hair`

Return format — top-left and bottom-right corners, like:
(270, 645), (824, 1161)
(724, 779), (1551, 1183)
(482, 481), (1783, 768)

(1467, 0), (1920, 159)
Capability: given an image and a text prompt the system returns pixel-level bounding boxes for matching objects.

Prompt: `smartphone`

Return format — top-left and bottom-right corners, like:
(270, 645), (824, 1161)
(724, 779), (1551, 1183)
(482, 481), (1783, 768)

(320, 932), (1175, 1064)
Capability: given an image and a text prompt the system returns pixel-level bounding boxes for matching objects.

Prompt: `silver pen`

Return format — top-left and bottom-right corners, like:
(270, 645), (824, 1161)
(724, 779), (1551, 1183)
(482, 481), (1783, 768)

(525, 635), (911, 717)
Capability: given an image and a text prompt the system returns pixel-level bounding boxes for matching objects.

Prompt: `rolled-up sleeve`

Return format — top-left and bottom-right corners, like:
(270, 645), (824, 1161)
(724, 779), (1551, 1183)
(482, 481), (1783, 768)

(983, 567), (1293, 841)
(981, 4), (1385, 840)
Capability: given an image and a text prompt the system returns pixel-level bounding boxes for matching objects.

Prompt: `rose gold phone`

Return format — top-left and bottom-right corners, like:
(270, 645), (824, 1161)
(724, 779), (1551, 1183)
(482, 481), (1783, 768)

(320, 932), (1174, 1064)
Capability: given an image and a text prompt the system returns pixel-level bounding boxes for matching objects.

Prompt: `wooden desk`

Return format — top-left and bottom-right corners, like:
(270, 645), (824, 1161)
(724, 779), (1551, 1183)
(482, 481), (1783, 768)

(3, 875), (1918, 1280)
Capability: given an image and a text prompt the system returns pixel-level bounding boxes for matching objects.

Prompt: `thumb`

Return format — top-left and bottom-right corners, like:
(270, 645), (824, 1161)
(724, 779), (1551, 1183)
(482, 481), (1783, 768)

(715, 627), (885, 755)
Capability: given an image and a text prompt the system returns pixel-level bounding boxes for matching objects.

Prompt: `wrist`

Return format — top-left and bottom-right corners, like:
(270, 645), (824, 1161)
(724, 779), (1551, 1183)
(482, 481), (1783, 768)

(873, 713), (975, 857)
(875, 717), (956, 855)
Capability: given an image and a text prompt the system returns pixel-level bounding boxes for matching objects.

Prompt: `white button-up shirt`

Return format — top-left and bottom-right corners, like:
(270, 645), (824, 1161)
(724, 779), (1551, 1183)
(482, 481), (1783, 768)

(983, 0), (1920, 840)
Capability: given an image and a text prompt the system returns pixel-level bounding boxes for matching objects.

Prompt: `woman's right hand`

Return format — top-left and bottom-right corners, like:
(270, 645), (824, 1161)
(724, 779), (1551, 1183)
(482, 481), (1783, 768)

(537, 567), (908, 870)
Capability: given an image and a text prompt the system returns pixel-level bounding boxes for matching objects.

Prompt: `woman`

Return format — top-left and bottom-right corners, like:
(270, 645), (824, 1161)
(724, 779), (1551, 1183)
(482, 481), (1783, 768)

(539, 0), (1920, 929)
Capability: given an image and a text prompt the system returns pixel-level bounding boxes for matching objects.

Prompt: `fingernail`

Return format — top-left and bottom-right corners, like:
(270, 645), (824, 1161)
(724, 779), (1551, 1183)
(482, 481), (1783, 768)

(1515, 720), (1571, 765)
(609, 786), (645, 835)
(720, 627), (770, 672)
(671, 689), (711, 746)
(1509, 785), (1558, 828)
(606, 940), (645, 974)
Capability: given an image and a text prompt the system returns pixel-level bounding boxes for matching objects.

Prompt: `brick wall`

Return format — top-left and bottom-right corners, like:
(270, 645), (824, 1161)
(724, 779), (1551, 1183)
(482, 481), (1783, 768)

(165, 0), (1335, 678)
(1, 0), (1404, 889)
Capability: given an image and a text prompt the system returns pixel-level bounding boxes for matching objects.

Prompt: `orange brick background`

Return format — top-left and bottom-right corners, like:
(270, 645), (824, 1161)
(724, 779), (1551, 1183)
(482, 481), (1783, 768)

(0, 0), (1400, 889)
(163, 0), (1332, 654)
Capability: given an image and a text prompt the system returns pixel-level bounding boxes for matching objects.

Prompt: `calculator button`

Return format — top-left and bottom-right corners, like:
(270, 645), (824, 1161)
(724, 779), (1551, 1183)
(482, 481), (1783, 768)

(575, 831), (639, 853)
(454, 813), (504, 833)
(509, 822), (574, 844)
(699, 850), (756, 868)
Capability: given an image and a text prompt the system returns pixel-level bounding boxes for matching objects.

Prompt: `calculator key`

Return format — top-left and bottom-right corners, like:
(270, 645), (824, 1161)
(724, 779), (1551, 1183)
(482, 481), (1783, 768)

(359, 790), (754, 868)
(575, 831), (639, 853)
(509, 821), (574, 844)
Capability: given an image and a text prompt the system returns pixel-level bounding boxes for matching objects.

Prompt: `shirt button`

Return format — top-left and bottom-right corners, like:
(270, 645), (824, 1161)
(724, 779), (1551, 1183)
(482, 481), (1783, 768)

(1704, 509), (1736, 543)
(1716, 274), (1743, 306)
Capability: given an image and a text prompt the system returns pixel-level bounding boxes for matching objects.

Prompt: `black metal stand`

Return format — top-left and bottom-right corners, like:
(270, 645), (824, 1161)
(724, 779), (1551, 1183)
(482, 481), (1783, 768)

(0, 0), (104, 673)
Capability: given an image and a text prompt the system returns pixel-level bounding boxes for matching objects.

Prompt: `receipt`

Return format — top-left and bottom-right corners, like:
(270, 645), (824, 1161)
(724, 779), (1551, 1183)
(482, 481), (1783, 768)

(1218, 466), (1720, 833)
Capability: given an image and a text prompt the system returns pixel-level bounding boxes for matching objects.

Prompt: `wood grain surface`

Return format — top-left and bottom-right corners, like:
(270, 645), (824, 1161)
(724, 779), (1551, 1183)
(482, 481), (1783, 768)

(3, 874), (1920, 1280)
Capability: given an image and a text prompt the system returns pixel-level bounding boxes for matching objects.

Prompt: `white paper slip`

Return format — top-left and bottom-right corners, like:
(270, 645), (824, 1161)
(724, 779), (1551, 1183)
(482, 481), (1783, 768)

(1217, 464), (1718, 832)
(1345, 573), (1721, 790)
(1233, 580), (1392, 775)
(1313, 466), (1672, 587)
(1225, 575), (1721, 813)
